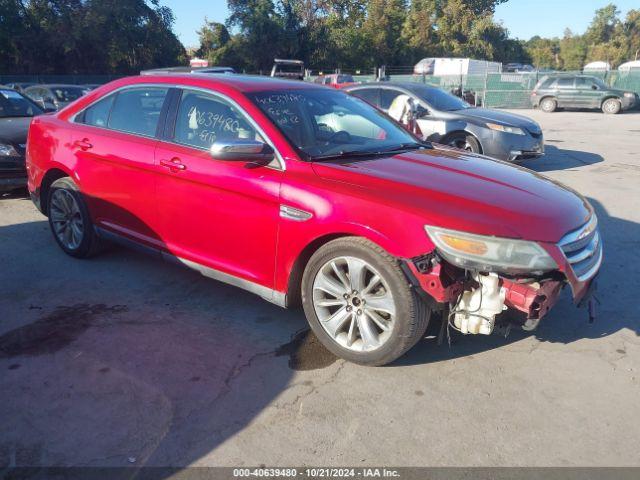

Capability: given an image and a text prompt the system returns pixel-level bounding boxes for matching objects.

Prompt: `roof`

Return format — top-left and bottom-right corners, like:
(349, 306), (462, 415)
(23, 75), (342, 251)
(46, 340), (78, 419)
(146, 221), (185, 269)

(26, 84), (87, 89)
(344, 81), (438, 92)
(105, 73), (323, 93)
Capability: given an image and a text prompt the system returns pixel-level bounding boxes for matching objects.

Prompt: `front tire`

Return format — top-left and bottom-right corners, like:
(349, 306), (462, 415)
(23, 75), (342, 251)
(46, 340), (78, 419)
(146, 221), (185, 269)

(301, 238), (430, 366)
(602, 98), (621, 114)
(47, 177), (102, 258)
(445, 132), (481, 154)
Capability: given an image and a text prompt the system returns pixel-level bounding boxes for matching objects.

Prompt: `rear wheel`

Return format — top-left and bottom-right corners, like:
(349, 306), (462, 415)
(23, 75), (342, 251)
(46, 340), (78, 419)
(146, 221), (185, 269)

(445, 132), (481, 153)
(540, 97), (557, 113)
(47, 177), (102, 258)
(301, 238), (430, 366)
(602, 98), (621, 114)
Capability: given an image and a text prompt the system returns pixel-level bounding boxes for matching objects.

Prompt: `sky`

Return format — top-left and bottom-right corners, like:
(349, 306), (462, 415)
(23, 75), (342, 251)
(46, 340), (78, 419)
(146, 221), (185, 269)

(163, 0), (638, 48)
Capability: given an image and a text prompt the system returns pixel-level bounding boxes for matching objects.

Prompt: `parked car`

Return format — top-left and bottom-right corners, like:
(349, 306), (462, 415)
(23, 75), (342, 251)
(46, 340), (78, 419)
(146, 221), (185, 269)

(345, 82), (543, 161)
(531, 75), (638, 114)
(0, 86), (44, 192)
(27, 75), (600, 366)
(503, 63), (535, 73)
(23, 84), (90, 111)
(313, 73), (357, 88)
(271, 59), (305, 80)
(5, 82), (37, 93)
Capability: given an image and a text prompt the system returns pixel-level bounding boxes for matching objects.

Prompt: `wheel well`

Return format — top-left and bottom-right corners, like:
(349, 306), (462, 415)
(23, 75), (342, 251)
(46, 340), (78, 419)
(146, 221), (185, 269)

(600, 96), (621, 107)
(539, 95), (556, 104)
(439, 130), (483, 154)
(285, 233), (353, 308)
(40, 168), (69, 215)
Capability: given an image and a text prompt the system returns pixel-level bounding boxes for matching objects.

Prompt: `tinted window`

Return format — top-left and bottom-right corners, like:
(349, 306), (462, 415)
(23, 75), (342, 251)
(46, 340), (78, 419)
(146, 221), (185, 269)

(174, 90), (262, 150)
(82, 95), (115, 127)
(575, 77), (591, 89)
(408, 84), (471, 111)
(0, 89), (43, 118)
(351, 88), (380, 106)
(380, 89), (406, 110)
(556, 77), (574, 88)
(108, 88), (168, 137)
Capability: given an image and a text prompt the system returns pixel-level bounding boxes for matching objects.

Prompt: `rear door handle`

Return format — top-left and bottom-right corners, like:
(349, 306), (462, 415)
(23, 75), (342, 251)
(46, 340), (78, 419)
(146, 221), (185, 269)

(159, 158), (186, 171)
(74, 138), (92, 150)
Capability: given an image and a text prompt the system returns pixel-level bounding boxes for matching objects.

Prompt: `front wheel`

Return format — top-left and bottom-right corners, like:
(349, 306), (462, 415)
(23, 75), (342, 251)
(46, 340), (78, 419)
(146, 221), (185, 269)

(445, 132), (481, 153)
(540, 97), (557, 113)
(301, 238), (430, 366)
(602, 98), (621, 114)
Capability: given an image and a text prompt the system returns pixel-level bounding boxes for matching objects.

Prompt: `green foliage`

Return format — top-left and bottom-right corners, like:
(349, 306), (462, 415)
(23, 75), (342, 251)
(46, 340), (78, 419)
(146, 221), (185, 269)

(0, 0), (186, 74)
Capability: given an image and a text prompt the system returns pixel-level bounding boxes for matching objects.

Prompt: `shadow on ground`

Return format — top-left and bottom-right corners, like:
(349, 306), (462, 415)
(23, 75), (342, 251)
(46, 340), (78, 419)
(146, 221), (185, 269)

(521, 145), (603, 172)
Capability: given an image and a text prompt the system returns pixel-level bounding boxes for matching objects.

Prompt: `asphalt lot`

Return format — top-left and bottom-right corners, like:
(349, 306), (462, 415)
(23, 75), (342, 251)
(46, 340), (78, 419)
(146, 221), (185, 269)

(1, 109), (639, 469)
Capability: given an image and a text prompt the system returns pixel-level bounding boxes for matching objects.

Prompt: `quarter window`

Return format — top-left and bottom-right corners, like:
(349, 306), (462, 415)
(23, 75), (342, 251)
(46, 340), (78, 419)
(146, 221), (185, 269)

(107, 87), (168, 137)
(81, 95), (115, 127)
(173, 90), (263, 150)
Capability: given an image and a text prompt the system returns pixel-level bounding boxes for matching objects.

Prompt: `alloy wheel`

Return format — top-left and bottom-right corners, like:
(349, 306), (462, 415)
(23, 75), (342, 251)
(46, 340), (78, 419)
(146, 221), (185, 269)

(50, 189), (84, 250)
(312, 256), (396, 352)
(448, 137), (473, 151)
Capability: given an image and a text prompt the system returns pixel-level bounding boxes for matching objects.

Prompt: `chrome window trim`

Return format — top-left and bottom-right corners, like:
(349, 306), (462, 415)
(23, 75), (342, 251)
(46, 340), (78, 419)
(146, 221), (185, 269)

(165, 86), (285, 171)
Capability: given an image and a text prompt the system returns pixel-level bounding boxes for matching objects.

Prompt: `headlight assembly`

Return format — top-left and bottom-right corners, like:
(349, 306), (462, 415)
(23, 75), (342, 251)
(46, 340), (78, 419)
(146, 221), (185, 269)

(624, 92), (635, 98)
(0, 143), (19, 156)
(425, 225), (557, 274)
(485, 123), (525, 135)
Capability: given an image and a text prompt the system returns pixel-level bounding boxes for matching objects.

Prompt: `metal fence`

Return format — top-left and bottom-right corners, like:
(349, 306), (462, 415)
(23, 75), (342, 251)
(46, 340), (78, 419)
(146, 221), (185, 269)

(0, 74), (124, 86)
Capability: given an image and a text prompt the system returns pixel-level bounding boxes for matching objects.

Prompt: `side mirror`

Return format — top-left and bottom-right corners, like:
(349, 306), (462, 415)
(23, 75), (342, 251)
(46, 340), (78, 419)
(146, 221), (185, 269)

(210, 139), (275, 163)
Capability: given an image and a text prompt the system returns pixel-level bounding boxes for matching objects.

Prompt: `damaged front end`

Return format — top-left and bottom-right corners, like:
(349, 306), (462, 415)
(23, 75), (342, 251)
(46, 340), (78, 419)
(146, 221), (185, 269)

(404, 217), (601, 337)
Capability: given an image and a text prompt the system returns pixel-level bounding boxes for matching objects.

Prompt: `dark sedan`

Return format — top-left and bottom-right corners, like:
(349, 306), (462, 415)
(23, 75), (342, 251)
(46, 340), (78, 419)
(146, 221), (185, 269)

(345, 82), (544, 162)
(0, 86), (44, 192)
(23, 84), (89, 111)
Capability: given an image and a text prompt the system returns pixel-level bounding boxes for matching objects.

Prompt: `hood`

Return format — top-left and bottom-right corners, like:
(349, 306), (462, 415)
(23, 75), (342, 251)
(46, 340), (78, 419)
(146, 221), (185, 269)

(0, 117), (32, 145)
(312, 148), (591, 243)
(447, 108), (541, 134)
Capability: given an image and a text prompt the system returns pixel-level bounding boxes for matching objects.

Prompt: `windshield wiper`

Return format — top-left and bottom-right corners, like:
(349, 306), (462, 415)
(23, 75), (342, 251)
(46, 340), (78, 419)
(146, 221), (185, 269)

(311, 142), (429, 161)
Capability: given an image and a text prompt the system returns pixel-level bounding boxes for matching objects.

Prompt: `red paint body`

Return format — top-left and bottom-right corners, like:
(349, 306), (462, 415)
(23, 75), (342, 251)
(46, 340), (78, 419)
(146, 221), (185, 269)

(26, 75), (596, 307)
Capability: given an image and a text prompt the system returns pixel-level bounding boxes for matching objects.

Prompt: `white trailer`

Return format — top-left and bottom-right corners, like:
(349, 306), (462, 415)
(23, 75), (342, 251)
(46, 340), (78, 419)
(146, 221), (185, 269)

(417, 58), (501, 76)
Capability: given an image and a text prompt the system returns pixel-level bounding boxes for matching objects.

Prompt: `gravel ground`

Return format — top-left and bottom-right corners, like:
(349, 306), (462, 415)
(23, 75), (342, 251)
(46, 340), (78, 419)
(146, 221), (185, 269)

(0, 109), (639, 468)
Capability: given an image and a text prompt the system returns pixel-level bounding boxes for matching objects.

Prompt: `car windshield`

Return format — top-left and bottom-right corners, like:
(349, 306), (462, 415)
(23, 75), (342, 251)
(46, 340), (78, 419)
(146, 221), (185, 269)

(52, 87), (86, 102)
(409, 85), (472, 111)
(251, 88), (423, 159)
(0, 89), (43, 118)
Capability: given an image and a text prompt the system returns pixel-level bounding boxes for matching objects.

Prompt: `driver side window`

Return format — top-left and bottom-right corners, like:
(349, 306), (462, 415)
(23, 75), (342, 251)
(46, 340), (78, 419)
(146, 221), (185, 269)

(174, 90), (263, 150)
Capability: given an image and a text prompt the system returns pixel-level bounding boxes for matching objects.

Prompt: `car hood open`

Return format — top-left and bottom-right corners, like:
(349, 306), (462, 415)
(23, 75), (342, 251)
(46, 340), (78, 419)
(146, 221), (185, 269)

(311, 147), (591, 243)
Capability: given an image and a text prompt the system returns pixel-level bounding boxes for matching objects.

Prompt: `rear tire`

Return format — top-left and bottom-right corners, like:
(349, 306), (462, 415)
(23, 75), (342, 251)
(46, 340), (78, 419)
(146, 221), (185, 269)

(602, 98), (621, 114)
(47, 177), (102, 258)
(301, 237), (430, 366)
(540, 97), (557, 113)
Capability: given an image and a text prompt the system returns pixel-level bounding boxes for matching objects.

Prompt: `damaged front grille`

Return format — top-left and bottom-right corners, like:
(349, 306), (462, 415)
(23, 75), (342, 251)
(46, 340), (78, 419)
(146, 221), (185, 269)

(559, 215), (602, 282)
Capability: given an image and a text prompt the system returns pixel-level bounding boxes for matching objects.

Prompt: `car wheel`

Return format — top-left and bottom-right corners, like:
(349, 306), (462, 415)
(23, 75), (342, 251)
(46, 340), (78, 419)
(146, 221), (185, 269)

(445, 132), (481, 153)
(301, 237), (430, 366)
(602, 98), (621, 114)
(540, 97), (557, 113)
(47, 177), (102, 258)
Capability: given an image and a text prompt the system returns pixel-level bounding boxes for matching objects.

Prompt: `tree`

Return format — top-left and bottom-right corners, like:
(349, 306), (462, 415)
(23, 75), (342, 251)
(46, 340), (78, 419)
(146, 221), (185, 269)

(361, 0), (407, 65)
(401, 0), (439, 60)
(559, 29), (587, 70)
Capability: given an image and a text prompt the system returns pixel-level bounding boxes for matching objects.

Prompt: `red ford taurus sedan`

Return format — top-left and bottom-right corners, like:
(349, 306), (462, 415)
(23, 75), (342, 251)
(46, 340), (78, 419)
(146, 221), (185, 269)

(26, 74), (601, 365)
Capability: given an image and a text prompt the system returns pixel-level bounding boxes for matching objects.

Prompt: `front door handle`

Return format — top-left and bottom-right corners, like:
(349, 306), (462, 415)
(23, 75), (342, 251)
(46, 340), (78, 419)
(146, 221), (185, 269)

(74, 138), (92, 150)
(160, 158), (186, 171)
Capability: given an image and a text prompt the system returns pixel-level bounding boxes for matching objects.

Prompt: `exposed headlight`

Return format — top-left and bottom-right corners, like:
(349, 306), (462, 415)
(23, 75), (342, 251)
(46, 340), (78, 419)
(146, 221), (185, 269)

(485, 123), (525, 135)
(0, 143), (19, 156)
(624, 92), (635, 98)
(425, 225), (557, 274)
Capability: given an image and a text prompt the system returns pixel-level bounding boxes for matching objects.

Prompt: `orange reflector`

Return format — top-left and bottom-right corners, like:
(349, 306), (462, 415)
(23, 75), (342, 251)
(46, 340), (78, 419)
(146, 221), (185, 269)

(440, 234), (488, 255)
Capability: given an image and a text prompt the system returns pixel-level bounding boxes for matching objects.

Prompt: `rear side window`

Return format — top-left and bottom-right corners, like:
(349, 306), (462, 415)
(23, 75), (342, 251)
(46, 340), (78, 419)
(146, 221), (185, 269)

(380, 89), (406, 111)
(82, 95), (114, 127)
(556, 77), (574, 88)
(173, 90), (262, 150)
(108, 87), (168, 137)
(351, 88), (380, 106)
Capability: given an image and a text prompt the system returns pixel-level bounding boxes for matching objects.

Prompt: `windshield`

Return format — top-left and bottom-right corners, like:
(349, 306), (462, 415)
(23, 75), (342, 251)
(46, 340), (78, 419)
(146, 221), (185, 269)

(251, 88), (421, 159)
(409, 85), (472, 111)
(0, 89), (43, 118)
(52, 87), (86, 102)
